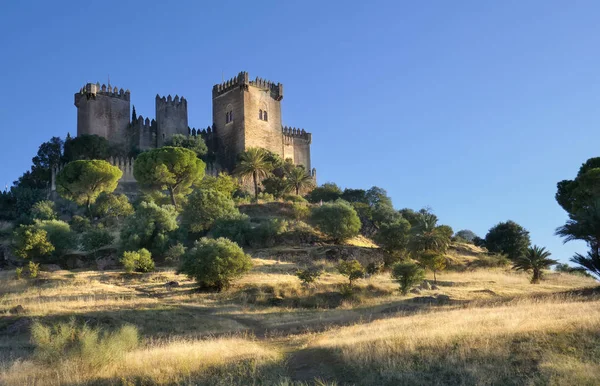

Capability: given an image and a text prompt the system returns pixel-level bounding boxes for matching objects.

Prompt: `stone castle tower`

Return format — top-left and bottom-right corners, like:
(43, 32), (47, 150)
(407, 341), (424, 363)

(73, 72), (314, 176)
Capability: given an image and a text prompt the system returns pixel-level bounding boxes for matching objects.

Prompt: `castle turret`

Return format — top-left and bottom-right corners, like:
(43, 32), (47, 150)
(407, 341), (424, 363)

(74, 83), (131, 146)
(155, 94), (188, 146)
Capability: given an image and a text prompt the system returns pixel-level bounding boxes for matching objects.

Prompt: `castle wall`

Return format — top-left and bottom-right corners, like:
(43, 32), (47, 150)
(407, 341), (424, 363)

(75, 84), (130, 146)
(212, 79), (247, 171)
(156, 95), (188, 147)
(130, 115), (156, 150)
(283, 127), (312, 170)
(243, 83), (283, 157)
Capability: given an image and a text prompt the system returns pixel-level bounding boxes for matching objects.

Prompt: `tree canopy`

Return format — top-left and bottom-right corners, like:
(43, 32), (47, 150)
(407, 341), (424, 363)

(234, 147), (273, 200)
(164, 134), (208, 158)
(63, 134), (111, 162)
(484, 220), (531, 260)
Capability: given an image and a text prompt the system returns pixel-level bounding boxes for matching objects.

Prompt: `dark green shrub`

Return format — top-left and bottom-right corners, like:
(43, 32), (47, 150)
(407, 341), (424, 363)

(291, 202), (311, 220)
(392, 261), (425, 295)
(30, 200), (57, 221)
(337, 259), (365, 286)
(306, 182), (342, 203)
(121, 248), (155, 273)
(311, 201), (361, 243)
(284, 194), (307, 203)
(92, 193), (134, 226)
(70, 215), (91, 233)
(247, 219), (287, 248)
(366, 261), (384, 275)
(164, 243), (186, 265)
(210, 214), (252, 246)
(296, 267), (322, 285)
(178, 237), (252, 291)
(120, 202), (178, 256)
(81, 228), (115, 257)
(12, 225), (54, 260)
(471, 253), (511, 268)
(181, 189), (239, 233)
(34, 220), (77, 261)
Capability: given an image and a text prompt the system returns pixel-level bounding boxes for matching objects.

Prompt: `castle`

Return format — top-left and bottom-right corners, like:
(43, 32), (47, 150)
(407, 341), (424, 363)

(73, 72), (314, 176)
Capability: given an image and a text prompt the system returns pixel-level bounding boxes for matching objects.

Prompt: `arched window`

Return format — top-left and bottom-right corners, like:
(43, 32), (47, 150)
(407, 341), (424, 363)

(230, 110), (233, 121)
(225, 111), (230, 123)
(259, 109), (263, 120)
(263, 111), (268, 121)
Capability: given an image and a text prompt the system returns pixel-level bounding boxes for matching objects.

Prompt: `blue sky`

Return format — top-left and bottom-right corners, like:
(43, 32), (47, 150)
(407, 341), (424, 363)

(1, 0), (598, 262)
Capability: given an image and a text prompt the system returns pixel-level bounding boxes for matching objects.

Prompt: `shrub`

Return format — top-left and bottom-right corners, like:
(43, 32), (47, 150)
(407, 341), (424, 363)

(296, 267), (322, 286)
(81, 228), (115, 257)
(283, 194), (307, 203)
(92, 193), (134, 226)
(31, 319), (138, 369)
(12, 225), (54, 260)
(15, 267), (23, 280)
(27, 261), (40, 278)
(292, 202), (311, 220)
(306, 182), (342, 203)
(471, 253), (511, 268)
(178, 237), (252, 291)
(120, 202), (178, 256)
(484, 220), (531, 260)
(311, 201), (361, 243)
(164, 243), (186, 264)
(418, 251), (447, 284)
(30, 200), (57, 221)
(257, 192), (276, 202)
(198, 173), (239, 198)
(247, 218), (287, 248)
(34, 220), (77, 261)
(454, 229), (478, 243)
(337, 259), (365, 286)
(366, 261), (384, 275)
(281, 220), (320, 245)
(374, 219), (411, 264)
(181, 189), (239, 233)
(70, 215), (91, 233)
(121, 248), (155, 273)
(392, 261), (425, 295)
(210, 214), (252, 246)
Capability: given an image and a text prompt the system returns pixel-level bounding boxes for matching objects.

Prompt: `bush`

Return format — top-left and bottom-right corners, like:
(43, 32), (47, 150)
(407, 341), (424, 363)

(121, 248), (155, 273)
(181, 189), (239, 233)
(198, 173), (239, 198)
(31, 319), (138, 369)
(306, 182), (343, 203)
(15, 267), (23, 280)
(247, 218), (288, 248)
(164, 243), (186, 265)
(366, 261), (384, 275)
(281, 221), (320, 245)
(120, 202), (178, 256)
(291, 202), (311, 220)
(178, 237), (252, 291)
(392, 261), (425, 295)
(311, 201), (361, 243)
(30, 200), (57, 221)
(374, 219), (411, 264)
(454, 229), (477, 243)
(92, 193), (134, 226)
(257, 192), (276, 202)
(284, 194), (307, 203)
(81, 228), (115, 257)
(27, 261), (40, 278)
(12, 225), (54, 260)
(296, 267), (322, 285)
(34, 220), (77, 261)
(210, 214), (252, 246)
(70, 215), (91, 233)
(471, 253), (511, 268)
(337, 259), (365, 286)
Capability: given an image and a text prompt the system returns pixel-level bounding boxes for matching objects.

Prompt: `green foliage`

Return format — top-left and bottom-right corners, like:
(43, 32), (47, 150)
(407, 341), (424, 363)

(210, 214), (252, 246)
(262, 176), (291, 198)
(92, 193), (134, 226)
(455, 229), (478, 243)
(285, 166), (315, 195)
(366, 261), (384, 275)
(306, 182), (342, 203)
(178, 237), (252, 290)
(471, 253), (511, 268)
(409, 210), (451, 256)
(234, 147), (274, 200)
(15, 267), (23, 280)
(392, 261), (425, 295)
(371, 204), (401, 227)
(70, 215), (91, 233)
(134, 147), (205, 207)
(556, 157), (600, 215)
(30, 200), (57, 221)
(164, 134), (208, 158)
(0, 187), (47, 222)
(512, 245), (557, 284)
(296, 267), (322, 285)
(248, 218), (288, 247)
(374, 219), (412, 264)
(436, 225), (454, 240)
(120, 202), (179, 256)
(56, 160), (122, 214)
(418, 251), (447, 283)
(311, 201), (361, 243)
(555, 263), (592, 277)
(283, 194), (307, 203)
(398, 208), (421, 227)
(31, 319), (138, 369)
(14, 136), (63, 190)
(63, 134), (110, 162)
(181, 189), (239, 233)
(197, 173), (239, 198)
(13, 225), (54, 260)
(34, 220), (77, 261)
(121, 248), (155, 273)
(165, 243), (186, 264)
(292, 202), (311, 220)
(81, 228), (115, 256)
(337, 259), (365, 286)
(27, 260), (40, 278)
(257, 192), (276, 202)
(484, 220), (531, 260)
(341, 188), (367, 203)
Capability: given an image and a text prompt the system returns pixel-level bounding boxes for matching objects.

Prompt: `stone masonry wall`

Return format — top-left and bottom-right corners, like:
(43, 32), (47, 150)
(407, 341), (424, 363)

(243, 84), (283, 157)
(75, 86), (130, 146)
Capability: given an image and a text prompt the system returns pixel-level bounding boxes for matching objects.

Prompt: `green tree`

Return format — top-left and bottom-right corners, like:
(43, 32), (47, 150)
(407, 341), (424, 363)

(92, 193), (134, 226)
(210, 214), (252, 246)
(484, 220), (531, 260)
(234, 147), (273, 200)
(455, 229), (477, 243)
(418, 250), (447, 284)
(311, 201), (361, 243)
(285, 166), (315, 195)
(337, 259), (365, 286)
(56, 160), (122, 216)
(512, 245), (557, 284)
(134, 147), (205, 207)
(296, 267), (322, 286)
(374, 219), (412, 264)
(181, 189), (239, 233)
(409, 211), (451, 255)
(13, 225), (54, 260)
(63, 134), (111, 162)
(121, 248), (155, 273)
(392, 261), (425, 295)
(30, 200), (57, 221)
(34, 220), (77, 261)
(197, 173), (239, 198)
(15, 137), (64, 190)
(262, 176), (291, 198)
(341, 188), (367, 203)
(120, 202), (178, 256)
(164, 134), (208, 158)
(81, 228), (115, 258)
(178, 237), (252, 291)
(307, 182), (342, 203)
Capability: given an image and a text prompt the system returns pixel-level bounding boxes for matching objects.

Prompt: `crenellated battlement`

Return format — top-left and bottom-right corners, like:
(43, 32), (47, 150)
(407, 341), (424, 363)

(282, 126), (312, 143)
(77, 82), (130, 101)
(155, 94), (187, 108)
(212, 71), (283, 100)
(190, 125), (215, 137)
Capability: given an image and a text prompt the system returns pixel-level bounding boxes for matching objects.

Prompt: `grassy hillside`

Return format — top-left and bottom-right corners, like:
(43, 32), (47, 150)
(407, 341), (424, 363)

(1, 249), (598, 385)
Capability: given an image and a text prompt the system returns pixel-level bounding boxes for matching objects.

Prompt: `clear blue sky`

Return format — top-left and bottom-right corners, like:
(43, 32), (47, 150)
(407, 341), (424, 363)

(1, 0), (598, 263)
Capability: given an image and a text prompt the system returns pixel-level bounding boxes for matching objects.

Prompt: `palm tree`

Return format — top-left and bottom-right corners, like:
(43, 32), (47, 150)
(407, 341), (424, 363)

(408, 211), (450, 255)
(512, 245), (557, 284)
(570, 250), (600, 278)
(286, 166), (314, 195)
(233, 148), (273, 200)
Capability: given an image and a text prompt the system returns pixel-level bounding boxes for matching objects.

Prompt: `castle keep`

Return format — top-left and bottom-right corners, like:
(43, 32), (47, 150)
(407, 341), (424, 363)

(74, 72), (313, 175)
